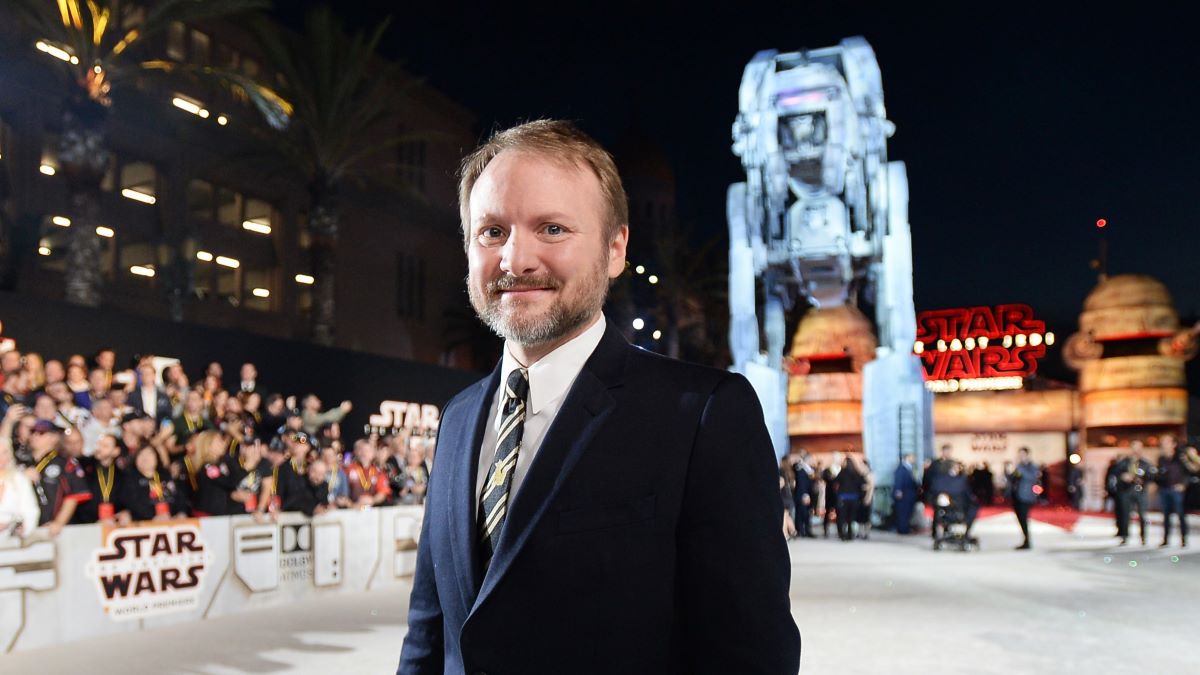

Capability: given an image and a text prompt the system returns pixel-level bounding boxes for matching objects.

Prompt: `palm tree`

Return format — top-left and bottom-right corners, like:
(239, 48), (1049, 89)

(248, 7), (413, 346)
(11, 0), (287, 307)
(650, 225), (729, 364)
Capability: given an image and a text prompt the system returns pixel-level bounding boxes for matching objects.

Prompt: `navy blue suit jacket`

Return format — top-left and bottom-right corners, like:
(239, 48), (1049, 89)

(398, 321), (800, 674)
(893, 464), (918, 500)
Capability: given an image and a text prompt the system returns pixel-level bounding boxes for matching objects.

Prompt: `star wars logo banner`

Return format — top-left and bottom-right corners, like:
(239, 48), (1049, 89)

(85, 521), (212, 621)
(366, 401), (440, 435)
(915, 304), (1055, 388)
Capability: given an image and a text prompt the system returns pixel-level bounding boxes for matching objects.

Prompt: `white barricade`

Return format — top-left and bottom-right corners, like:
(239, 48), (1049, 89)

(0, 505), (424, 653)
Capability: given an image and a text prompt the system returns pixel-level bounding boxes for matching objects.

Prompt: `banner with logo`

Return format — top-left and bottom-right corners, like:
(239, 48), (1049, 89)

(0, 506), (423, 653)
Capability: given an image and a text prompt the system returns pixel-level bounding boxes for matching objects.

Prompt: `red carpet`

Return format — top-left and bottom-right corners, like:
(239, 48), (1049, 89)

(927, 505), (1102, 532)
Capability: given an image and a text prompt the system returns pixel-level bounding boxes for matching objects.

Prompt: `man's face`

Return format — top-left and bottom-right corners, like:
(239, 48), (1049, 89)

(241, 363), (257, 381)
(207, 362), (223, 378)
(1162, 436), (1178, 454)
(45, 381), (70, 404)
(0, 351), (20, 373)
(63, 428), (83, 457)
(89, 369), (108, 393)
(33, 395), (56, 420)
(186, 392), (204, 414)
(44, 360), (65, 383)
(466, 151), (627, 348)
(92, 399), (113, 422)
(139, 365), (156, 386)
(30, 428), (59, 453)
(1131, 441), (1144, 457)
(96, 350), (115, 370)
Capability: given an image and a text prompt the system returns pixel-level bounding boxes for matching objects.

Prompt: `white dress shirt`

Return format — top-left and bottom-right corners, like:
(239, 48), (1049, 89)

(475, 314), (607, 504)
(141, 386), (159, 418)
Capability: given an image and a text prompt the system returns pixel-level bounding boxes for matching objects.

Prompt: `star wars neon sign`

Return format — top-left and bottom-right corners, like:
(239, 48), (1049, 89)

(914, 304), (1055, 392)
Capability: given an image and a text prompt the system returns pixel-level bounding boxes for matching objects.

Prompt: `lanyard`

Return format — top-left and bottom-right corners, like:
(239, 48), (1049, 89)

(97, 463), (115, 502)
(150, 471), (164, 500)
(356, 464), (372, 491)
(36, 450), (58, 474)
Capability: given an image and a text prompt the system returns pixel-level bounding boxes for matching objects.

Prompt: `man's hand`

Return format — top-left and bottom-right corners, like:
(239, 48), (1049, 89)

(46, 521), (65, 537)
(23, 467), (40, 483)
(339, 400), (353, 413)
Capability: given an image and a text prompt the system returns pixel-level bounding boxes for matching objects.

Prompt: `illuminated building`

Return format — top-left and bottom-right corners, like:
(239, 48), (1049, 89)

(0, 5), (477, 366)
(1064, 274), (1196, 509)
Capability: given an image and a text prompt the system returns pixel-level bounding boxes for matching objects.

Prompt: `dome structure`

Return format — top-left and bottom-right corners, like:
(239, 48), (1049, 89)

(789, 304), (877, 373)
(1078, 274), (1179, 342)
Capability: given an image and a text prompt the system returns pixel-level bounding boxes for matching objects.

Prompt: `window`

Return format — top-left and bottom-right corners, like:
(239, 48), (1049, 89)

(297, 213), (312, 250)
(187, 179), (214, 221)
(243, 198), (272, 234)
(216, 265), (238, 305)
(396, 252), (426, 320)
(119, 243), (156, 276)
(40, 133), (60, 175)
(189, 30), (211, 65)
(166, 22), (186, 61)
(120, 161), (157, 203)
(216, 187), (243, 226)
(396, 127), (428, 193)
(243, 268), (272, 311)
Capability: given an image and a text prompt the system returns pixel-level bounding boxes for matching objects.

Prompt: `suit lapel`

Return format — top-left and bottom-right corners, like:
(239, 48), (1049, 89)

(470, 322), (628, 615)
(447, 365), (500, 610)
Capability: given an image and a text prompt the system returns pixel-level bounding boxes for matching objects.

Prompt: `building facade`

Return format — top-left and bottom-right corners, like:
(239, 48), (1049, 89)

(0, 3), (479, 367)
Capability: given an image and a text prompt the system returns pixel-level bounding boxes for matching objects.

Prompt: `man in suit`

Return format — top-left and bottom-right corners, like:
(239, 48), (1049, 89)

(791, 449), (817, 538)
(893, 452), (919, 534)
(133, 362), (173, 424)
(1008, 447), (1040, 550)
(398, 121), (799, 674)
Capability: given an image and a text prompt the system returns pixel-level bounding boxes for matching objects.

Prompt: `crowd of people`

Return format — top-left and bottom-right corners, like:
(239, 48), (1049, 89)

(0, 346), (435, 540)
(779, 440), (1200, 550)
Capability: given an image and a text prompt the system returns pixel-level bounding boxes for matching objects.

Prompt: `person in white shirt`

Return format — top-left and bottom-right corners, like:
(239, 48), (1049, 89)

(0, 407), (40, 537)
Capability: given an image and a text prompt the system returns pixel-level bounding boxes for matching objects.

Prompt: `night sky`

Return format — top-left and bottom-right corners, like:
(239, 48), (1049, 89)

(286, 2), (1200, 337)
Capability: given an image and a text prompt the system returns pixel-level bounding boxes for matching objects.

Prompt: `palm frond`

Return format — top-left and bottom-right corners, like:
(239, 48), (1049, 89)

(140, 60), (292, 130)
(247, 8), (413, 186)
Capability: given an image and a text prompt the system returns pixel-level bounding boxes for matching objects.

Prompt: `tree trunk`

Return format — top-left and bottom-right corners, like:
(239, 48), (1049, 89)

(60, 102), (111, 308)
(309, 199), (339, 347)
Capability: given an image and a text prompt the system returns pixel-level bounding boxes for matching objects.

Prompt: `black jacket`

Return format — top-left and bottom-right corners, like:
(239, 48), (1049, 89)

(398, 320), (799, 675)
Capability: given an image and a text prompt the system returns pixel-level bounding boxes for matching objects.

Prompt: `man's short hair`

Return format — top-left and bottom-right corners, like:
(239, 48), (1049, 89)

(457, 119), (629, 245)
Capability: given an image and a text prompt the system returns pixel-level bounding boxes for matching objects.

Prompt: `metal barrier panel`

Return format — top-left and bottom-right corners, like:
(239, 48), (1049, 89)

(0, 506), (424, 653)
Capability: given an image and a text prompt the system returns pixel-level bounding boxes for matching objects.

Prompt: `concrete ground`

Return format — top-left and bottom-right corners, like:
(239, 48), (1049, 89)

(2, 512), (1197, 674)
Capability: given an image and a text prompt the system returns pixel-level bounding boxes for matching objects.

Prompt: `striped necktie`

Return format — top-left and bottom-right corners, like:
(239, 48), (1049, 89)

(478, 368), (529, 570)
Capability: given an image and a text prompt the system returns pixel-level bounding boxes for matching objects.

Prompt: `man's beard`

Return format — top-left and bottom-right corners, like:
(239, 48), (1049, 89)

(468, 257), (609, 347)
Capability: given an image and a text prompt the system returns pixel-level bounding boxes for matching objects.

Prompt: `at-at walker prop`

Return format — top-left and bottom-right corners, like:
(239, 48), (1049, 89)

(727, 37), (932, 511)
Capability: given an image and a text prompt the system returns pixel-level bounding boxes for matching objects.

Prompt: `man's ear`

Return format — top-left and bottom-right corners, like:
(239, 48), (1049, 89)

(607, 224), (630, 279)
